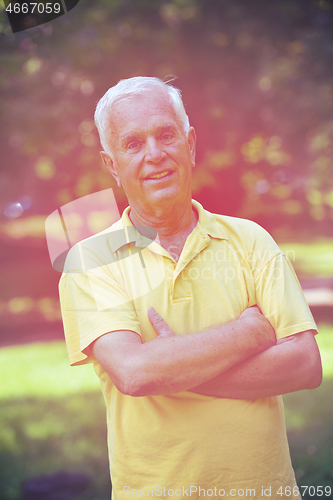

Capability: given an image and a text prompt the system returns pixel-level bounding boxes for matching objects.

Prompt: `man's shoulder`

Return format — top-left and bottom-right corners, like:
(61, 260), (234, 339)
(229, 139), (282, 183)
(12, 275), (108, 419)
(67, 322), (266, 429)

(202, 206), (274, 243)
(61, 218), (125, 274)
(198, 203), (282, 263)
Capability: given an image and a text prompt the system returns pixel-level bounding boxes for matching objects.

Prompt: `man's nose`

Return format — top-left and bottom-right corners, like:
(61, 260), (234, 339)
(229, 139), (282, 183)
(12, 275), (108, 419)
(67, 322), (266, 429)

(145, 137), (165, 163)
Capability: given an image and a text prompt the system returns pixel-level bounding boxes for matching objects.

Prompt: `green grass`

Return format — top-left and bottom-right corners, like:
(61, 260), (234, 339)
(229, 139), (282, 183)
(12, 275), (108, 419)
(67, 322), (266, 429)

(278, 239), (333, 279)
(282, 325), (333, 498)
(314, 324), (333, 379)
(0, 343), (109, 500)
(0, 342), (100, 400)
(0, 325), (332, 500)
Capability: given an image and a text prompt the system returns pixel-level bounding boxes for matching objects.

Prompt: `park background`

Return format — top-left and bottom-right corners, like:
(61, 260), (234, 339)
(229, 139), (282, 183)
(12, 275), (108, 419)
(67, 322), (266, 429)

(0, 0), (333, 498)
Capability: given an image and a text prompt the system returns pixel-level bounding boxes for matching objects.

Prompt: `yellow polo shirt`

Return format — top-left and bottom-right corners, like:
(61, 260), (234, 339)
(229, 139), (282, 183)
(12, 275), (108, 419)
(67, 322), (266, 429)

(59, 200), (317, 500)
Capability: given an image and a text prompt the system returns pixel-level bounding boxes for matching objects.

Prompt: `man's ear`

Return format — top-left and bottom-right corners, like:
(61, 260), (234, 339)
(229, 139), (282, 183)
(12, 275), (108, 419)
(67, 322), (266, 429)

(187, 127), (196, 167)
(100, 151), (122, 187)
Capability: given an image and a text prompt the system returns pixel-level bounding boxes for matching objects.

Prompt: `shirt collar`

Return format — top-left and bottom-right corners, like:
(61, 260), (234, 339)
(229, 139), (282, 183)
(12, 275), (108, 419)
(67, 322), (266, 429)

(191, 200), (228, 241)
(108, 209), (154, 253)
(108, 199), (227, 253)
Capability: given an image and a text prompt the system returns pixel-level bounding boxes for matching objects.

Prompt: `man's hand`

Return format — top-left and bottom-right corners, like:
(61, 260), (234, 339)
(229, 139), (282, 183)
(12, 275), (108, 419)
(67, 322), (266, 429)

(239, 305), (262, 320)
(238, 305), (276, 351)
(148, 305), (276, 348)
(147, 307), (176, 339)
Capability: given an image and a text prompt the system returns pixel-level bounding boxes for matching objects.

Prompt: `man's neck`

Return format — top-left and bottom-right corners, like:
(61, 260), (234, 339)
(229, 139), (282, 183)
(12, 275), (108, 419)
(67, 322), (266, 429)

(128, 199), (198, 261)
(129, 199), (196, 237)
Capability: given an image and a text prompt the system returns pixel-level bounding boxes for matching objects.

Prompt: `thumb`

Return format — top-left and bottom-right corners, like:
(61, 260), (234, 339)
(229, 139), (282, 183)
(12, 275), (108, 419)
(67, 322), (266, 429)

(147, 307), (175, 338)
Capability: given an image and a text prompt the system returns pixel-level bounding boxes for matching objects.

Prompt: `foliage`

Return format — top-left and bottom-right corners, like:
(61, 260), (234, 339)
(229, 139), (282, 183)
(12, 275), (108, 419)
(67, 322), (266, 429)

(0, 0), (333, 236)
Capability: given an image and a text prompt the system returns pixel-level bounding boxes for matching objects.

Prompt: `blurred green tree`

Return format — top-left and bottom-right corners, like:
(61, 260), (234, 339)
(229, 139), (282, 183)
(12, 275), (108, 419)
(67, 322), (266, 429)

(0, 0), (333, 238)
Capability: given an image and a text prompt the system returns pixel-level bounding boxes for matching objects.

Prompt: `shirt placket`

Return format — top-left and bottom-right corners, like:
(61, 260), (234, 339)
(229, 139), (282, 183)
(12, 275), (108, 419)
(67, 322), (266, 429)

(171, 232), (211, 300)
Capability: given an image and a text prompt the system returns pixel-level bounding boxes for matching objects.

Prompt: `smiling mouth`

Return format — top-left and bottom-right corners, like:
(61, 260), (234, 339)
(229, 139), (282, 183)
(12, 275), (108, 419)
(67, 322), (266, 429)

(145, 170), (173, 180)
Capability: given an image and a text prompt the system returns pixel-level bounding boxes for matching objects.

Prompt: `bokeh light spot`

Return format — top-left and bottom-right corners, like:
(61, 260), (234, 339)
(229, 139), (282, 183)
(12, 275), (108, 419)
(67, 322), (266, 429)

(160, 3), (181, 28)
(310, 205), (325, 220)
(307, 189), (323, 205)
(37, 298), (61, 321)
(23, 57), (43, 75)
(241, 170), (264, 191)
(80, 80), (95, 95)
(310, 133), (330, 152)
(272, 185), (292, 199)
(8, 297), (34, 314)
(87, 211), (114, 234)
(2, 216), (46, 239)
(34, 157), (55, 180)
(324, 190), (333, 207)
(265, 148), (291, 166)
(241, 136), (265, 163)
(78, 120), (95, 134)
(4, 202), (23, 219)
(259, 76), (272, 91)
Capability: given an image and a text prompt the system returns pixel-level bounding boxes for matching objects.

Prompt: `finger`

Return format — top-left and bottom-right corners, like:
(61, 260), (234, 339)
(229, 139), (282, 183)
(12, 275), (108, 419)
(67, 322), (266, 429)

(147, 307), (174, 337)
(249, 305), (261, 313)
(239, 305), (262, 320)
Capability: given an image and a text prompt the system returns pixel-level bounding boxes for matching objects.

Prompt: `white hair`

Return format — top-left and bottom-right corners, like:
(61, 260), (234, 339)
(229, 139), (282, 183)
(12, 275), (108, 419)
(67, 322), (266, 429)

(94, 76), (190, 153)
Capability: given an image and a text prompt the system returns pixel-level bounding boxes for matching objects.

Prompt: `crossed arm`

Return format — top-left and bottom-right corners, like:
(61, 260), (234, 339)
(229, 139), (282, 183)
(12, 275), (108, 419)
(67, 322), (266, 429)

(92, 306), (322, 399)
(190, 329), (321, 399)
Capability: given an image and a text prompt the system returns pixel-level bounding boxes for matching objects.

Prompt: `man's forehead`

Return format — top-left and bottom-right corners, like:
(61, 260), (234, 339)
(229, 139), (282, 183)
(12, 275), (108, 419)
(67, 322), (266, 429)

(110, 93), (181, 135)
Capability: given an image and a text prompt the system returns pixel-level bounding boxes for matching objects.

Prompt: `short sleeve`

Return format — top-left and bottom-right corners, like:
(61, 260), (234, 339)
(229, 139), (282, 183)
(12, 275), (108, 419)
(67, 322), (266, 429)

(254, 253), (318, 340)
(59, 264), (141, 366)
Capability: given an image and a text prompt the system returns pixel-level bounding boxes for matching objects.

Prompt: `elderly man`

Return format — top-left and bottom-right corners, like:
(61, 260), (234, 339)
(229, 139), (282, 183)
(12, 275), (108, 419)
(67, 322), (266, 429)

(59, 76), (321, 500)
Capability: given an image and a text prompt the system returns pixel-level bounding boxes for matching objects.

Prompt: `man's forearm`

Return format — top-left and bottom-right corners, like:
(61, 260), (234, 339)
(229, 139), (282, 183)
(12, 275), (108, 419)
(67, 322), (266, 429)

(131, 316), (273, 396)
(189, 330), (322, 399)
(93, 308), (276, 397)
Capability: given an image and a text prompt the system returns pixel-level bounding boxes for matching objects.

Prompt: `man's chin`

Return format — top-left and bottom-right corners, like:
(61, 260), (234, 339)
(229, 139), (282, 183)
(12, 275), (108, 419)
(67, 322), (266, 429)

(145, 187), (185, 207)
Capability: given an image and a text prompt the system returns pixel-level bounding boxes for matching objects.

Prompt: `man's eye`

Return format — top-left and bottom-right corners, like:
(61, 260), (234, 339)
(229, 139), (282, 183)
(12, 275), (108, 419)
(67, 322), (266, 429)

(128, 141), (141, 149)
(161, 133), (174, 142)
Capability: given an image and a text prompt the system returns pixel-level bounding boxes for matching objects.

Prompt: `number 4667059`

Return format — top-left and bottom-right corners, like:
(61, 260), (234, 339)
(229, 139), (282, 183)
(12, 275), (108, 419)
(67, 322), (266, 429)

(277, 485), (332, 497)
(5, 3), (61, 14)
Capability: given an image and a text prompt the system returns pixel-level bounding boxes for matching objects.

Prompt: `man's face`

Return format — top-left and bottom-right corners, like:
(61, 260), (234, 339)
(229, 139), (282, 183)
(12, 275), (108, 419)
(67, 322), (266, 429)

(101, 91), (196, 215)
